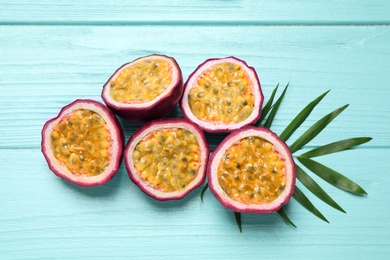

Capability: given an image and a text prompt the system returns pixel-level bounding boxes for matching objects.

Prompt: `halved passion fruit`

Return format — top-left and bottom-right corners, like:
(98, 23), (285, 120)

(102, 54), (183, 122)
(180, 57), (263, 132)
(208, 126), (295, 213)
(41, 99), (124, 187)
(124, 119), (209, 201)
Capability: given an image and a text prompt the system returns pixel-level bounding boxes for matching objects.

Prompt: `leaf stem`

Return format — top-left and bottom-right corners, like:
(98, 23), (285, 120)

(234, 212), (242, 233)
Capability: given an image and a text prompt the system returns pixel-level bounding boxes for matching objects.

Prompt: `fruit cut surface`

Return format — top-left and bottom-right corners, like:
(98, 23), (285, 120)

(110, 58), (172, 103)
(51, 109), (111, 177)
(218, 136), (286, 205)
(208, 127), (295, 214)
(132, 128), (200, 192)
(180, 57), (263, 133)
(41, 99), (124, 187)
(102, 54), (183, 122)
(124, 119), (209, 201)
(188, 62), (255, 124)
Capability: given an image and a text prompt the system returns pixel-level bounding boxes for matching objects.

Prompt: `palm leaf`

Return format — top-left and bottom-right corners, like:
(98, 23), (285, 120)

(257, 83), (279, 125)
(234, 212), (242, 233)
(279, 90), (330, 142)
(277, 208), (297, 228)
(263, 83), (289, 128)
(289, 104), (349, 153)
(300, 137), (372, 158)
(298, 157), (367, 195)
(296, 165), (345, 213)
(200, 183), (209, 203)
(293, 186), (329, 223)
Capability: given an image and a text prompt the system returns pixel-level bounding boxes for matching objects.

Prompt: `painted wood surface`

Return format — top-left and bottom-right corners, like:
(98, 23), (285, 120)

(1, 0), (389, 24)
(1, 1), (389, 259)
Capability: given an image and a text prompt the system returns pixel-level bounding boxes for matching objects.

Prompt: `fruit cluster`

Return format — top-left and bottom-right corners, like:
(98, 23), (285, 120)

(41, 54), (295, 214)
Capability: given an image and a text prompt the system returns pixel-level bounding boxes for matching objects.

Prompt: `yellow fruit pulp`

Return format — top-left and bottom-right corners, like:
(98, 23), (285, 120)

(218, 136), (286, 204)
(188, 62), (255, 123)
(110, 58), (172, 103)
(50, 109), (111, 176)
(132, 128), (200, 192)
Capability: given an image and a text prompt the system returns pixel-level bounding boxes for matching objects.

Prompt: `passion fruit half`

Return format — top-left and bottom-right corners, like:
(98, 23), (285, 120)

(180, 57), (263, 132)
(208, 126), (295, 213)
(41, 99), (124, 187)
(124, 119), (209, 201)
(102, 54), (183, 122)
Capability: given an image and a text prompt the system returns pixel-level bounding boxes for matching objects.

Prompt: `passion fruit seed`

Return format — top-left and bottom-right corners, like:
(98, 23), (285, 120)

(110, 58), (172, 103)
(132, 128), (200, 192)
(50, 109), (111, 176)
(218, 136), (286, 204)
(188, 62), (255, 123)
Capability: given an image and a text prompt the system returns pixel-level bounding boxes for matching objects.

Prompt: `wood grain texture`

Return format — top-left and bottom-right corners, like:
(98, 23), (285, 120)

(0, 0), (389, 24)
(0, 148), (388, 259)
(1, 1), (389, 259)
(1, 26), (389, 149)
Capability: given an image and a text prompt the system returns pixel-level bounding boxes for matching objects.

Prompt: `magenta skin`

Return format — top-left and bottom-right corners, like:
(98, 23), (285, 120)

(180, 56), (264, 133)
(208, 126), (296, 214)
(41, 99), (124, 187)
(124, 118), (209, 201)
(102, 54), (183, 122)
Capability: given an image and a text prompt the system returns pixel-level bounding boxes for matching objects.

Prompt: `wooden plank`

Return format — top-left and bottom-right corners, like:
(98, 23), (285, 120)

(0, 0), (389, 24)
(0, 25), (388, 148)
(0, 147), (388, 258)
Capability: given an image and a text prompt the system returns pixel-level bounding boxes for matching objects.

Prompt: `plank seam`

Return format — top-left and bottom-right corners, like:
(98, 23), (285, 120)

(0, 21), (390, 26)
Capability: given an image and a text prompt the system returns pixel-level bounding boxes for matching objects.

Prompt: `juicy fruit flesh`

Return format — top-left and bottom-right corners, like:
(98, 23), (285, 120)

(188, 62), (255, 123)
(132, 128), (200, 192)
(218, 136), (286, 204)
(50, 109), (111, 176)
(109, 58), (172, 103)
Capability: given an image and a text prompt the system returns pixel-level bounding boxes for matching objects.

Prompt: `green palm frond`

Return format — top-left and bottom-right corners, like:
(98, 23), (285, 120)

(200, 84), (371, 231)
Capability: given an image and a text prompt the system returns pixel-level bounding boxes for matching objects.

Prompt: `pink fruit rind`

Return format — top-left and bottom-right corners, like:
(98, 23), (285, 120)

(180, 56), (264, 133)
(208, 126), (296, 214)
(102, 54), (183, 122)
(124, 118), (209, 201)
(41, 99), (124, 187)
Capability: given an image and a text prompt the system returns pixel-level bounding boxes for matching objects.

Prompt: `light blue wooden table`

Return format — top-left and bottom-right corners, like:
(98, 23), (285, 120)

(1, 1), (389, 259)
